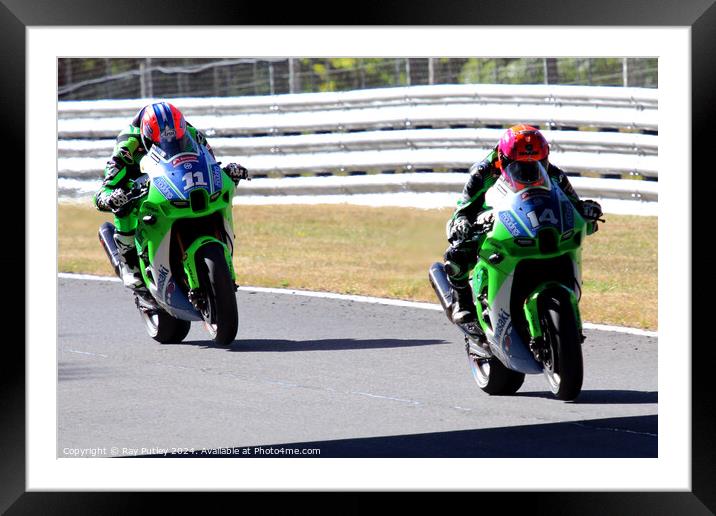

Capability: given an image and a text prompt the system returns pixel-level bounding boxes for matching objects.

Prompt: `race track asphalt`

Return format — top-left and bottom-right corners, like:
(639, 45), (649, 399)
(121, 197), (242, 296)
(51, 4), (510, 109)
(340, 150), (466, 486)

(57, 277), (658, 458)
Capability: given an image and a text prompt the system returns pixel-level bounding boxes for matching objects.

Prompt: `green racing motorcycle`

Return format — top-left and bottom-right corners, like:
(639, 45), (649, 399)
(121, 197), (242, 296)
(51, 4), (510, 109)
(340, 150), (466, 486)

(429, 165), (602, 401)
(98, 139), (240, 345)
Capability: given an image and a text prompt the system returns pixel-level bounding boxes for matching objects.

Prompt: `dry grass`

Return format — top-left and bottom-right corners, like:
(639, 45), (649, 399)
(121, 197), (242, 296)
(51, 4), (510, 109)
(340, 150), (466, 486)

(58, 203), (657, 330)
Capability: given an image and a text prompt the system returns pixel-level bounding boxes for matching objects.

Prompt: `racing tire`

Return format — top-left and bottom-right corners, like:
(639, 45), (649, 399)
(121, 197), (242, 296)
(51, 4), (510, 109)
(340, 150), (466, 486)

(469, 354), (525, 395)
(542, 292), (583, 401)
(197, 243), (239, 346)
(140, 310), (191, 344)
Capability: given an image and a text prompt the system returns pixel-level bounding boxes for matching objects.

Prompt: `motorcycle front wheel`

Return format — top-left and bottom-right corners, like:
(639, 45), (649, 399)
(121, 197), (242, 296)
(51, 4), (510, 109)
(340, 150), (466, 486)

(541, 292), (583, 401)
(196, 243), (239, 346)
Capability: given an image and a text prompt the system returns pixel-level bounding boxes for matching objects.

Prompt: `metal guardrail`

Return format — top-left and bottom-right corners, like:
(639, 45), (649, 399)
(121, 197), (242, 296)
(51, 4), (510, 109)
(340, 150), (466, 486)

(59, 128), (657, 156)
(58, 84), (658, 116)
(59, 103), (658, 138)
(57, 84), (659, 202)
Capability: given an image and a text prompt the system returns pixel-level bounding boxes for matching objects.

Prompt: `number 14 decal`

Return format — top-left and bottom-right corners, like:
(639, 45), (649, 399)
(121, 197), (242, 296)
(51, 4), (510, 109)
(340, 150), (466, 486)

(182, 171), (207, 190)
(526, 208), (558, 227)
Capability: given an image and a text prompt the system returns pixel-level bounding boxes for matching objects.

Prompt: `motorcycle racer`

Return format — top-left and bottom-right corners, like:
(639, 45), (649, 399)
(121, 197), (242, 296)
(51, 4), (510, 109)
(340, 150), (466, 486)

(444, 124), (603, 324)
(93, 101), (250, 289)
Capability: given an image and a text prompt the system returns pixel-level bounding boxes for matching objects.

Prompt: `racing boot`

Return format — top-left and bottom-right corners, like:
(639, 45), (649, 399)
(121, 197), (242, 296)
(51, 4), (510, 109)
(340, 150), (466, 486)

(449, 280), (476, 324)
(113, 232), (143, 289)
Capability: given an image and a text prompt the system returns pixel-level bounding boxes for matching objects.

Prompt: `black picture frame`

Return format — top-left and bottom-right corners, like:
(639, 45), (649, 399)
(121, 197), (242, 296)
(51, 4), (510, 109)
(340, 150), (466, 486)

(5, 0), (714, 512)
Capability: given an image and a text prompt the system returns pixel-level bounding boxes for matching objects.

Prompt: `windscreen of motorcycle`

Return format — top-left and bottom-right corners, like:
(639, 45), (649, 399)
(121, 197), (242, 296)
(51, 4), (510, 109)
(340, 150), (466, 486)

(503, 181), (575, 238)
(152, 131), (197, 160)
(142, 146), (223, 201)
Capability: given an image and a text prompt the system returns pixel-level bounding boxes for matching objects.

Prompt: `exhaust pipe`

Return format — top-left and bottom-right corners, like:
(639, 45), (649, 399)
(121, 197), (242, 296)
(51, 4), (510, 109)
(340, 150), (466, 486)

(428, 262), (454, 321)
(98, 222), (121, 278)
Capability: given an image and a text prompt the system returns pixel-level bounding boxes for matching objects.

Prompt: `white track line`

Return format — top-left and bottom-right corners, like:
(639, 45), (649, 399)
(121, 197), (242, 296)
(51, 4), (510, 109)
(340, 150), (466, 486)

(57, 272), (657, 337)
(64, 348), (109, 358)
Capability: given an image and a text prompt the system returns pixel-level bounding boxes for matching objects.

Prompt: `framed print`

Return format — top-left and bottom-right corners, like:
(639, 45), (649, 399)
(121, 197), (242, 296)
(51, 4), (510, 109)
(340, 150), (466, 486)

(5, 0), (715, 512)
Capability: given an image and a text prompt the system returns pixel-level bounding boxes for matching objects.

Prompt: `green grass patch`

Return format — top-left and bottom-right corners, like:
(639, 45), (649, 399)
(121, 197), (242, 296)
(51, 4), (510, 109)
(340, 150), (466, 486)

(59, 203), (657, 330)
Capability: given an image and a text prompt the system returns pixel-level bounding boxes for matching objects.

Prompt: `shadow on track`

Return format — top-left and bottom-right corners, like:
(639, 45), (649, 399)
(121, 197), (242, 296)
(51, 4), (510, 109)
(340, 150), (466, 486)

(164, 338), (447, 352)
(516, 390), (658, 405)
(139, 414), (656, 458)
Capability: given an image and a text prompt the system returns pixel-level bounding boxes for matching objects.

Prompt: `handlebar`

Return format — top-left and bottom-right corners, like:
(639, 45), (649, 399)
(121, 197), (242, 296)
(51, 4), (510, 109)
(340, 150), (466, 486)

(582, 213), (606, 223)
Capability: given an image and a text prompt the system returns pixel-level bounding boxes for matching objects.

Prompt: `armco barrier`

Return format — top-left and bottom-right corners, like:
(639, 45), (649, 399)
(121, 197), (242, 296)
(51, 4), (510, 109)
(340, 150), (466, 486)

(57, 84), (658, 202)
(58, 84), (658, 117)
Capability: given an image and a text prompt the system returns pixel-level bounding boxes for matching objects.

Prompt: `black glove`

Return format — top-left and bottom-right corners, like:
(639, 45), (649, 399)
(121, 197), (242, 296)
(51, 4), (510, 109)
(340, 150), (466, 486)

(223, 163), (250, 184)
(447, 216), (473, 242)
(97, 188), (130, 212)
(474, 211), (495, 234)
(579, 200), (603, 221)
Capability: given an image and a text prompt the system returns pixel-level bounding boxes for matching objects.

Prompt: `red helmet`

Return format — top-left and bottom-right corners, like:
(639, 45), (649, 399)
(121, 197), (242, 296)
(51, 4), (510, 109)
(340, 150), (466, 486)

(497, 124), (550, 186)
(139, 102), (192, 157)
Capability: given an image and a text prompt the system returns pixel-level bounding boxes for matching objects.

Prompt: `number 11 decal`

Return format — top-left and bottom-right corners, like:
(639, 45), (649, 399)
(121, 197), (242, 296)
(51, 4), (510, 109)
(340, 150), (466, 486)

(182, 171), (207, 190)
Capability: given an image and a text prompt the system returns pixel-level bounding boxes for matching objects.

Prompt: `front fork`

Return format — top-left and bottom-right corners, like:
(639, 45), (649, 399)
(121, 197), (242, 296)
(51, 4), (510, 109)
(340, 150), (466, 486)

(522, 282), (584, 363)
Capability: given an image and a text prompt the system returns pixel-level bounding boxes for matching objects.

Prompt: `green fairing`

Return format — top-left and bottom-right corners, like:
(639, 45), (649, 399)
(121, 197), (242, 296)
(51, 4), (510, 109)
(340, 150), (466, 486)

(134, 164), (236, 292)
(182, 236), (233, 290)
(522, 282), (581, 340)
(470, 203), (588, 339)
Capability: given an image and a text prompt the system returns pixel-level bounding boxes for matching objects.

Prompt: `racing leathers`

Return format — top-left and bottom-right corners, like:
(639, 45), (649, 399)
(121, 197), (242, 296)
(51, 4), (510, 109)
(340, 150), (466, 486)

(444, 147), (589, 324)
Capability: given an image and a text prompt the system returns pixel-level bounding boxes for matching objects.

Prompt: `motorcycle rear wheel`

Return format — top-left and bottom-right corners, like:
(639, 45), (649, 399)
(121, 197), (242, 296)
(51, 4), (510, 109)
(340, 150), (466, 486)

(140, 310), (191, 344)
(197, 243), (238, 346)
(541, 293), (583, 401)
(469, 353), (525, 395)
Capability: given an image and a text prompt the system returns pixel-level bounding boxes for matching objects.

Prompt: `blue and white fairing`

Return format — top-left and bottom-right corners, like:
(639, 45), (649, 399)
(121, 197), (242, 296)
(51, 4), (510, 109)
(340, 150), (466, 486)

(490, 174), (576, 239)
(139, 144), (224, 320)
(142, 144), (223, 202)
(509, 183), (576, 238)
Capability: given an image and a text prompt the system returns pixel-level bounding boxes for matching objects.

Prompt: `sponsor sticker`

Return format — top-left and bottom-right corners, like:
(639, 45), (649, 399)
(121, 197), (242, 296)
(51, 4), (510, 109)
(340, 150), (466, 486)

(494, 309), (510, 342)
(520, 189), (549, 201)
(562, 201), (574, 230)
(503, 331), (512, 353)
(157, 265), (170, 294)
(161, 126), (176, 140)
(212, 165), (223, 190)
(499, 212), (525, 237)
(153, 177), (177, 200)
(172, 155), (199, 167)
